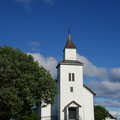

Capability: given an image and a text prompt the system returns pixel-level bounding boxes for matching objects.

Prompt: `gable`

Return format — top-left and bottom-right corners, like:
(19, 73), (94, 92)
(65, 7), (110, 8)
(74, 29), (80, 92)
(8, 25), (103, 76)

(64, 101), (81, 109)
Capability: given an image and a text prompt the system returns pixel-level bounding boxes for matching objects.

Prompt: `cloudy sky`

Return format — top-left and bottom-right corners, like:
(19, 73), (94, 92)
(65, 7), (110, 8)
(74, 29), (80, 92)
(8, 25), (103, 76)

(1, 0), (120, 119)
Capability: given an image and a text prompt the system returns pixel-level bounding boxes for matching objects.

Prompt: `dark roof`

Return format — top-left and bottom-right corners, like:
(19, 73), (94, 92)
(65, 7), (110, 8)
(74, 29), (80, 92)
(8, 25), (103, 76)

(83, 85), (96, 96)
(64, 101), (81, 110)
(108, 113), (116, 119)
(64, 31), (76, 50)
(56, 60), (83, 68)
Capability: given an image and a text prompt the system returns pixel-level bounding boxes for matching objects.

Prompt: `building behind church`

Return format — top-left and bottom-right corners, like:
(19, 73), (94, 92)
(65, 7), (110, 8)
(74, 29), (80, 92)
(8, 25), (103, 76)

(40, 31), (96, 120)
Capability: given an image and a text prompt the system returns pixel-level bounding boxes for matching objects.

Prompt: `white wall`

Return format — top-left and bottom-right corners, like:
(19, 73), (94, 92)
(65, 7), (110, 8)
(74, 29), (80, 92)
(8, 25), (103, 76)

(83, 86), (95, 120)
(58, 64), (84, 120)
(41, 64), (95, 120)
(57, 67), (60, 120)
(64, 48), (76, 60)
(41, 104), (51, 120)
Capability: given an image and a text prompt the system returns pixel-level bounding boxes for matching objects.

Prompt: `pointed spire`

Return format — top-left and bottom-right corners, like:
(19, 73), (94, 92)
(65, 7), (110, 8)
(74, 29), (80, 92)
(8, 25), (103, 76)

(64, 29), (76, 49)
(68, 28), (71, 40)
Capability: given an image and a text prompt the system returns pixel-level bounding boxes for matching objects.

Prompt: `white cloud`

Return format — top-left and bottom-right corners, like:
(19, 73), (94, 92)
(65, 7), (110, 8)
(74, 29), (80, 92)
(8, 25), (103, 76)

(95, 100), (120, 108)
(14, 0), (55, 7)
(110, 68), (120, 82)
(77, 54), (107, 80)
(102, 81), (120, 92)
(88, 80), (120, 100)
(29, 53), (58, 79)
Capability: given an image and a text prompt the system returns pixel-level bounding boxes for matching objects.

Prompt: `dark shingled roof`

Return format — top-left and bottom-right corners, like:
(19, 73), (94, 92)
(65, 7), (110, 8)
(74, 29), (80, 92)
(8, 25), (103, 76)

(56, 60), (83, 68)
(64, 31), (76, 50)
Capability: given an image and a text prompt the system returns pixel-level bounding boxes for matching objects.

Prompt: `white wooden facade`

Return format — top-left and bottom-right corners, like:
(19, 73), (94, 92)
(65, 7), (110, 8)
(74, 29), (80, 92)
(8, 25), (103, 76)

(40, 32), (95, 120)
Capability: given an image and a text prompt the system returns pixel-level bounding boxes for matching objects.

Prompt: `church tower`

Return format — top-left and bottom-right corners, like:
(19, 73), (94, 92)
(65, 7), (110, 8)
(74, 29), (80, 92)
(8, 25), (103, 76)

(41, 30), (95, 120)
(56, 30), (84, 120)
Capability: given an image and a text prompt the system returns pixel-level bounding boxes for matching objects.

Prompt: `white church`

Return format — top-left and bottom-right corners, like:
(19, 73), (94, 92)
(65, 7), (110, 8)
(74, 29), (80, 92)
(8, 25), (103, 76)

(40, 31), (96, 120)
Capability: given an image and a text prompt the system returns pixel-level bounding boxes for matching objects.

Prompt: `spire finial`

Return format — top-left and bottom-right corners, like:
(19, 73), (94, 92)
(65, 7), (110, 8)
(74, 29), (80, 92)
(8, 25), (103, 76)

(68, 28), (70, 35)
(68, 28), (71, 39)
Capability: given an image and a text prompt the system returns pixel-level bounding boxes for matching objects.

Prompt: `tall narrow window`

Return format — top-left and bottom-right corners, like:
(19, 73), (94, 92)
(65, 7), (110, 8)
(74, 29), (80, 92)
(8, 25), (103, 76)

(70, 87), (73, 92)
(69, 73), (75, 81)
(69, 73), (71, 81)
(72, 73), (75, 81)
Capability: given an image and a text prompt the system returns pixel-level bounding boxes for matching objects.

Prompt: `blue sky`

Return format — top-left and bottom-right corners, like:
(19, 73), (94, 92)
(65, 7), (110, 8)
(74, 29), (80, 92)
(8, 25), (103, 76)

(1, 0), (120, 68)
(1, 0), (120, 119)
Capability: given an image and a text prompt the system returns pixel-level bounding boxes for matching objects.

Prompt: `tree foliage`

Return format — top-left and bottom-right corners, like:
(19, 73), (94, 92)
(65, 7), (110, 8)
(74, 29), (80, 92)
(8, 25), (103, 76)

(0, 46), (57, 120)
(94, 105), (109, 120)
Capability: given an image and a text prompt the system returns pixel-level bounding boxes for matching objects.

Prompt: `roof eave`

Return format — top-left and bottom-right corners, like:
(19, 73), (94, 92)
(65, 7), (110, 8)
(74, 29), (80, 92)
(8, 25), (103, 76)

(83, 84), (96, 96)
(56, 60), (83, 68)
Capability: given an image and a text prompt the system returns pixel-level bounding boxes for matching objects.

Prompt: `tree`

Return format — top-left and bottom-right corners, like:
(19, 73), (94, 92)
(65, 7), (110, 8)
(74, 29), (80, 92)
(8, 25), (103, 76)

(0, 46), (57, 120)
(94, 105), (109, 120)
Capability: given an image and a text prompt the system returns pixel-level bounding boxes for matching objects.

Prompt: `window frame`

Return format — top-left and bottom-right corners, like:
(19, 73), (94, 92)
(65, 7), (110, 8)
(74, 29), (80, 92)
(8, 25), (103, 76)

(72, 73), (75, 81)
(68, 73), (75, 81)
(70, 87), (73, 92)
(69, 73), (71, 81)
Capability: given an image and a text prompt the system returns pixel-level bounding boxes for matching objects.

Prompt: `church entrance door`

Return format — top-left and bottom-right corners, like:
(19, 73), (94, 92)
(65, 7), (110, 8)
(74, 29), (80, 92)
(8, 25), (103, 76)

(68, 107), (76, 120)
